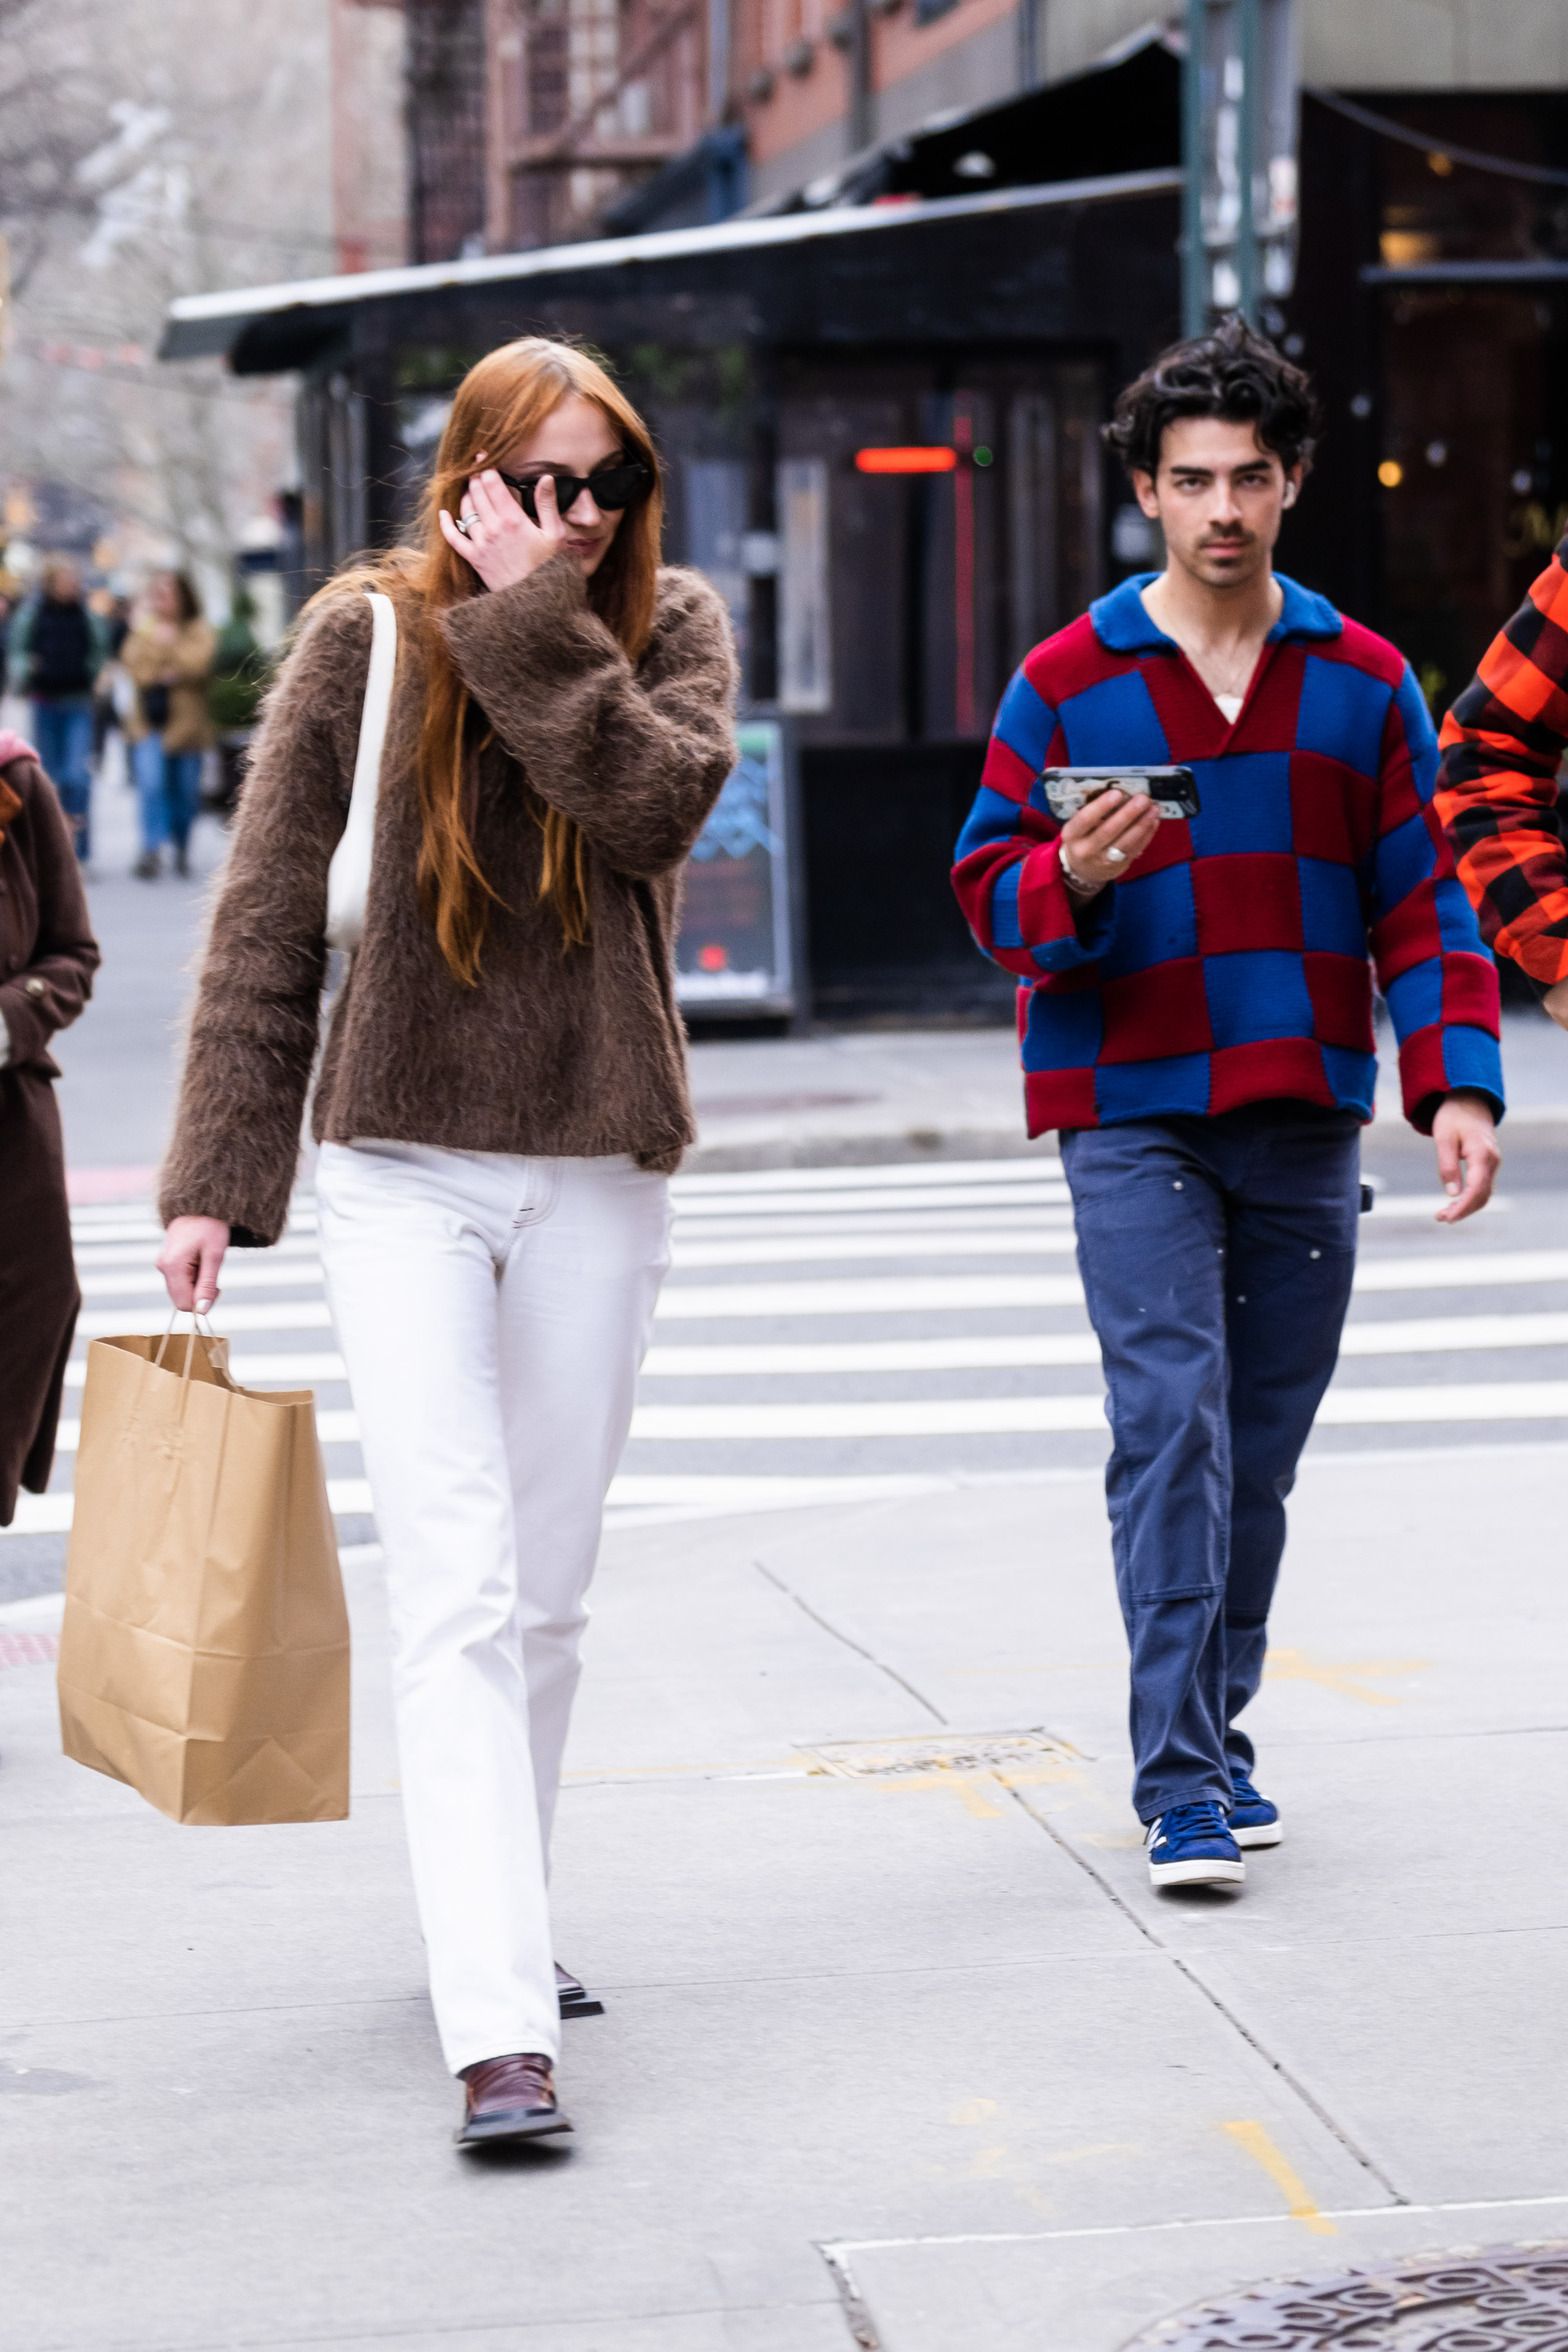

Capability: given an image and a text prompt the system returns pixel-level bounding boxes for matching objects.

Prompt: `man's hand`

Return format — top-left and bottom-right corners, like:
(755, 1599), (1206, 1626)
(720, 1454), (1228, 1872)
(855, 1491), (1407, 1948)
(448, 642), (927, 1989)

(1544, 976), (1568, 1031)
(437, 464), (567, 592)
(157, 1215), (231, 1313)
(1058, 789), (1163, 895)
(1430, 1091), (1501, 1225)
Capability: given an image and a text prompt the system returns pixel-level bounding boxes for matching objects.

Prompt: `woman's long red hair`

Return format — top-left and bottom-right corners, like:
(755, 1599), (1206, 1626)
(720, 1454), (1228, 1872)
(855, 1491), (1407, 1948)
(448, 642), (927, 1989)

(307, 338), (662, 983)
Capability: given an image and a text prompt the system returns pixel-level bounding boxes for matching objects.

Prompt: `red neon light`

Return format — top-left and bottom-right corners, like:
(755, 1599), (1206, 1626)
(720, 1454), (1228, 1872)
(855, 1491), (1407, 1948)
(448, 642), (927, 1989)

(953, 405), (976, 734)
(854, 446), (958, 474)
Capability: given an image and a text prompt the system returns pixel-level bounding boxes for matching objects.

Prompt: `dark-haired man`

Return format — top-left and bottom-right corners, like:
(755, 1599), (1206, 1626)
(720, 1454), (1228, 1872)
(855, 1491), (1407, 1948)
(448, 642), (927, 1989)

(953, 320), (1504, 1890)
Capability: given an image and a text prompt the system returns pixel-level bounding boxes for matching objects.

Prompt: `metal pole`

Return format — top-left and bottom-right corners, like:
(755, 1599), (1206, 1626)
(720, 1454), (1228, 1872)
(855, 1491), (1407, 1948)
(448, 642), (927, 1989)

(1181, 0), (1206, 338)
(1236, 0), (1260, 325)
(849, 0), (873, 153)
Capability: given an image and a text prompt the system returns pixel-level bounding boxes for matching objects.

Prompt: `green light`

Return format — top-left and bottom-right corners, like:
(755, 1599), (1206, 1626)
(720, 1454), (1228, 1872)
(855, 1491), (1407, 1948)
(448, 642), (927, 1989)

(972, 445), (994, 466)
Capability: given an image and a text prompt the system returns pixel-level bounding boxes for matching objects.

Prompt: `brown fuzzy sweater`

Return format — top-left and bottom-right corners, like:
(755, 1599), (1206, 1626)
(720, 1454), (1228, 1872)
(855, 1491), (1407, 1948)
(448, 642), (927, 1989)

(159, 554), (738, 1247)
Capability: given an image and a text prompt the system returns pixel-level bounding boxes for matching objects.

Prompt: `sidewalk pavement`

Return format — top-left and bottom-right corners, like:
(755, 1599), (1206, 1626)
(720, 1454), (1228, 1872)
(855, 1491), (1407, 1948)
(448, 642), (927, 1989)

(5, 1437), (1566, 2350)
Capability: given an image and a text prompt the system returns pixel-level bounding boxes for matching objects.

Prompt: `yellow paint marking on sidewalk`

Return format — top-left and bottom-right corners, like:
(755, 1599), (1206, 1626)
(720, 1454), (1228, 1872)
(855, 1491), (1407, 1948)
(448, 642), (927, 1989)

(874, 1769), (1006, 1818)
(1221, 2121), (1337, 2235)
(1263, 1649), (1430, 1706)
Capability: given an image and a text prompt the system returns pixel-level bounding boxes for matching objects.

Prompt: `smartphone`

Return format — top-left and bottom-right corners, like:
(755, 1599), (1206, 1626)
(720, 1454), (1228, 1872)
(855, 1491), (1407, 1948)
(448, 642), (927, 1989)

(1040, 765), (1200, 823)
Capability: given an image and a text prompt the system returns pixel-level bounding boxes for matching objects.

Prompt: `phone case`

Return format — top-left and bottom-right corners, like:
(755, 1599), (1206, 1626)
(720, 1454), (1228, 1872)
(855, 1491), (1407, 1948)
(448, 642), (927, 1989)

(1040, 766), (1200, 822)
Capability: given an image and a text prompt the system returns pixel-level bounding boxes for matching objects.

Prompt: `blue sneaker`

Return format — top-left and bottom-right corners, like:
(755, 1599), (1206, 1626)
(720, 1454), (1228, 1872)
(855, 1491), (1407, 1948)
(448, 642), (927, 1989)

(1229, 1768), (1283, 1849)
(1146, 1801), (1246, 1888)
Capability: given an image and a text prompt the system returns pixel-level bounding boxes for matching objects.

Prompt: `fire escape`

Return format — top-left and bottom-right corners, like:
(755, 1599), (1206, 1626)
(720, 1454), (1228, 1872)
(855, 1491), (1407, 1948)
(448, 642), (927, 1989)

(492, 0), (711, 248)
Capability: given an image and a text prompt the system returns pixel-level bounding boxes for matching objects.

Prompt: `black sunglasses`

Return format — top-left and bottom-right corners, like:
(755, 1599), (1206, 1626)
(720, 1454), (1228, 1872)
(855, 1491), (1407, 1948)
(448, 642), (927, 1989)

(496, 459), (654, 524)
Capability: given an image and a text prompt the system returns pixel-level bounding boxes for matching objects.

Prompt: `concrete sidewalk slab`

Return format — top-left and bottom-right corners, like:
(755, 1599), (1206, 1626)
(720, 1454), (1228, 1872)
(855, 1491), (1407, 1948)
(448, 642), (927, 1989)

(839, 2201), (1568, 2352)
(4, 1448), (1564, 2349)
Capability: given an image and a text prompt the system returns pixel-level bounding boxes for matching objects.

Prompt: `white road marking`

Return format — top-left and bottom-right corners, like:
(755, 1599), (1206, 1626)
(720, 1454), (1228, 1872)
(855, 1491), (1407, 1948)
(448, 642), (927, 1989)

(1352, 1250), (1568, 1293)
(673, 1182), (1069, 1218)
(71, 1234), (321, 1270)
(672, 1205), (1076, 1240)
(75, 1301), (336, 1337)
(64, 1351), (349, 1388)
(671, 1228), (1078, 1269)
(638, 1312), (1568, 1377)
(62, 1368), (1568, 1456)
(655, 1273), (1088, 1318)
(669, 1157), (1063, 1196)
(1340, 1310), (1568, 1356)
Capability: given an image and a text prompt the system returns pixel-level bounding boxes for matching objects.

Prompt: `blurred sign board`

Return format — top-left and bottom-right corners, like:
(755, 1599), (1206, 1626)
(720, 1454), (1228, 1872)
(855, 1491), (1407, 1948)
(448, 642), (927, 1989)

(674, 717), (799, 1018)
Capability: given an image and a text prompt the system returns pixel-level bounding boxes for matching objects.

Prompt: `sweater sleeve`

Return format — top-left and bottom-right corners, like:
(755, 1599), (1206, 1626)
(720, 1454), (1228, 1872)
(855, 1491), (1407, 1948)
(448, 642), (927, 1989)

(158, 594), (370, 1247)
(951, 662), (1118, 975)
(1434, 538), (1568, 995)
(1369, 662), (1504, 1133)
(438, 557), (739, 879)
(0, 760), (100, 1069)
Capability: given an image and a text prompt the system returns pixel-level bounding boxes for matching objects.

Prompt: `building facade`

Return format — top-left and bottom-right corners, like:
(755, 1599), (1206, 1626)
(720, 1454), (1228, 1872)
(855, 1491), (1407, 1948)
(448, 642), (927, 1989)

(183, 0), (1568, 1017)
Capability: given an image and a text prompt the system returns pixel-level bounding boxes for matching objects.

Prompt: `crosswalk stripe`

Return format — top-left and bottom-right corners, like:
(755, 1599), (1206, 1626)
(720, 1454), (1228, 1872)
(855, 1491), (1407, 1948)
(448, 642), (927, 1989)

(62, 1316), (1568, 1410)
(75, 1301), (336, 1338)
(78, 1260), (330, 1299)
(672, 1206), (1078, 1240)
(1352, 1250), (1568, 1293)
(670, 1228), (1079, 1269)
(55, 1370), (1568, 1458)
(64, 1351), (348, 1388)
(668, 1157), (1065, 1196)
(71, 1235), (321, 1271)
(637, 1312), (1568, 1376)
(676, 1186), (1068, 1220)
(33, 1156), (1563, 1542)
(67, 1249), (1568, 1344)
(655, 1273), (1087, 1317)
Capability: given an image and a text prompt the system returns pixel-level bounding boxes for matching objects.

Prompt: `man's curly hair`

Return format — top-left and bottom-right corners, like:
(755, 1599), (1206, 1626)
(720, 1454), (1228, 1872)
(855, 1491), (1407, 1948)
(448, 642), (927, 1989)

(1102, 317), (1323, 481)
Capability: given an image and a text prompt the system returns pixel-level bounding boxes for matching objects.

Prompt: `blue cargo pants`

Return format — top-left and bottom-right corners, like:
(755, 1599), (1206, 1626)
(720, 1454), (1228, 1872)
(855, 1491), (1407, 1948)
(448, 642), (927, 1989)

(1060, 1107), (1361, 1822)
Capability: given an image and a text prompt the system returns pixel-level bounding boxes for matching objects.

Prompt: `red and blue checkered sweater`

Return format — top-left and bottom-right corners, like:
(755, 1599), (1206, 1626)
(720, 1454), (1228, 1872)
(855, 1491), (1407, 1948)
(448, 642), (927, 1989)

(952, 573), (1504, 1137)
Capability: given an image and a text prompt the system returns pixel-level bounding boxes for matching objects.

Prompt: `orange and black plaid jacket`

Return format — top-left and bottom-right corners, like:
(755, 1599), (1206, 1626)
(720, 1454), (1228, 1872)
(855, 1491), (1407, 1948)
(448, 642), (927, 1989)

(1436, 536), (1568, 996)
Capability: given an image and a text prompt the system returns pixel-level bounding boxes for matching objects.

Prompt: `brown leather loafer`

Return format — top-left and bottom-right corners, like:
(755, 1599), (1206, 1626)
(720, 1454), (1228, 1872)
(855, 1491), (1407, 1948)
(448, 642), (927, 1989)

(456, 2053), (573, 2147)
(555, 1961), (604, 2019)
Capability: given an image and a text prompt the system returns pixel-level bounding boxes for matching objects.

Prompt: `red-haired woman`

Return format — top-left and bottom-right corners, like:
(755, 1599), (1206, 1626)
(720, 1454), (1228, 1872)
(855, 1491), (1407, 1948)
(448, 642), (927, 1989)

(155, 339), (738, 2146)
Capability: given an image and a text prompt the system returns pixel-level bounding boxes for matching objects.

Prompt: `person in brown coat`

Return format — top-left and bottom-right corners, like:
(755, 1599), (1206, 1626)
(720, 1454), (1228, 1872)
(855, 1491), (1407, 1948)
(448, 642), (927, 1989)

(0, 729), (101, 1526)
(156, 337), (738, 2147)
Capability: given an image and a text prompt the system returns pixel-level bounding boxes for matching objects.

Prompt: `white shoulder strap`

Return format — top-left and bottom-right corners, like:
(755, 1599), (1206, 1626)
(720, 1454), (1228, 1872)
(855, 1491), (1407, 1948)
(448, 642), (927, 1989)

(324, 590), (396, 955)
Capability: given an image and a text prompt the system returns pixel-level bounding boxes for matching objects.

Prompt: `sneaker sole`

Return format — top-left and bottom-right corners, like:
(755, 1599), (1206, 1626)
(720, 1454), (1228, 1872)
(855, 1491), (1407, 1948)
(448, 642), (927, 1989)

(1148, 1856), (1247, 1887)
(1232, 1820), (1283, 1849)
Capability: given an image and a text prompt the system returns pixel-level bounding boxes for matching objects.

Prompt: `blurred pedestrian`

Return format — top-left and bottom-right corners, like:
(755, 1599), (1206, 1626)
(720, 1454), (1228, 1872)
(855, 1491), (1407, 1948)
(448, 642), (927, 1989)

(154, 338), (737, 2147)
(207, 586), (272, 818)
(953, 319), (1503, 1892)
(8, 560), (109, 861)
(1434, 540), (1568, 1035)
(90, 590), (132, 768)
(122, 572), (215, 878)
(0, 726), (101, 1529)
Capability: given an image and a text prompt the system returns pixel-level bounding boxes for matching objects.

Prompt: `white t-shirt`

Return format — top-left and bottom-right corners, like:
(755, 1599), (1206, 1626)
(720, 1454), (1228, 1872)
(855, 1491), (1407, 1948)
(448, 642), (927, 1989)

(1214, 691), (1244, 724)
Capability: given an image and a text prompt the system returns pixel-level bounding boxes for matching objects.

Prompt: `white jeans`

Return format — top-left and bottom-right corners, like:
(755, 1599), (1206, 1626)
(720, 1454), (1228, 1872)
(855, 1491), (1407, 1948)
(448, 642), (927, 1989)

(315, 1141), (670, 2074)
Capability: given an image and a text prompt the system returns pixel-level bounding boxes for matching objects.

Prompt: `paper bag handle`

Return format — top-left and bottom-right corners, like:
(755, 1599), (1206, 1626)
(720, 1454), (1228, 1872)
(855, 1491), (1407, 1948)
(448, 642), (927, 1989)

(154, 1310), (221, 1385)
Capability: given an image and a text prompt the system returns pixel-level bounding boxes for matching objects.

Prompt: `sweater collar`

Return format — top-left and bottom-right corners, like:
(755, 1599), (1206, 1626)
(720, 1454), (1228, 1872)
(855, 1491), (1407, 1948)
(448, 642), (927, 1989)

(1090, 570), (1343, 655)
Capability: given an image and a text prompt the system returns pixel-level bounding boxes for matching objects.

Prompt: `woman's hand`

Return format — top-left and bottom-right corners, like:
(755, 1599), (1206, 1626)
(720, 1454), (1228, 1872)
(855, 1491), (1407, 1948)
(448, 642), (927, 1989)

(157, 1215), (231, 1314)
(437, 464), (568, 592)
(1058, 789), (1163, 895)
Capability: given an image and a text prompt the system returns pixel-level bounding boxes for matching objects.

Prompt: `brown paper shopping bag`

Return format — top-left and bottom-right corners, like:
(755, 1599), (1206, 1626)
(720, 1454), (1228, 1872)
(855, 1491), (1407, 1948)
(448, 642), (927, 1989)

(56, 1327), (350, 1825)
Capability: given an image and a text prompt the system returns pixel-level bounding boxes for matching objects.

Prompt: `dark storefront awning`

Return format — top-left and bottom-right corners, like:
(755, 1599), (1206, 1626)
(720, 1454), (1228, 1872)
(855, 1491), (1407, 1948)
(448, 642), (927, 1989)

(160, 165), (1184, 375)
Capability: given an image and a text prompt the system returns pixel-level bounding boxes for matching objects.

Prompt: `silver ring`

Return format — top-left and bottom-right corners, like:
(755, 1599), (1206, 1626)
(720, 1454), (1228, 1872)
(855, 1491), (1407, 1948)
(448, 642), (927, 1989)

(455, 513), (474, 536)
(1106, 844), (1127, 864)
